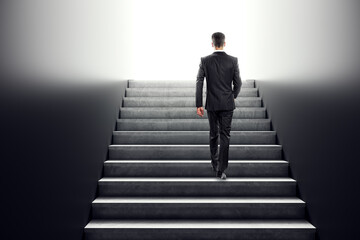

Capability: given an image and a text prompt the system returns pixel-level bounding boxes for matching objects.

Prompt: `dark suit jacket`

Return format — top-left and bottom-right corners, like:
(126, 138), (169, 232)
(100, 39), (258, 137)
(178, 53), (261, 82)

(196, 51), (242, 111)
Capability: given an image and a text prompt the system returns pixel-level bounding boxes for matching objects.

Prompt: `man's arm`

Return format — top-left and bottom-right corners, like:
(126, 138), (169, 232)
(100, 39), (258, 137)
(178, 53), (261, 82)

(196, 57), (205, 107)
(232, 57), (242, 98)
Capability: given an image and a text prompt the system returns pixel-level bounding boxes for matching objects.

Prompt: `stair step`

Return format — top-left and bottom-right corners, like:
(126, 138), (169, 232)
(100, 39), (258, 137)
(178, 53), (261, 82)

(112, 131), (276, 144)
(126, 88), (258, 97)
(84, 219), (315, 240)
(119, 107), (266, 119)
(116, 119), (272, 131)
(91, 196), (305, 219)
(123, 97), (261, 107)
(128, 79), (255, 88)
(108, 145), (282, 160)
(104, 160), (288, 177)
(98, 177), (296, 196)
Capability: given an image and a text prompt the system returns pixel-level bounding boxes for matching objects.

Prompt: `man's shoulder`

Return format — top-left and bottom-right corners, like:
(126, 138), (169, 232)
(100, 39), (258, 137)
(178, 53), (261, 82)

(227, 54), (238, 60)
(201, 54), (212, 61)
(223, 53), (238, 61)
(202, 52), (237, 61)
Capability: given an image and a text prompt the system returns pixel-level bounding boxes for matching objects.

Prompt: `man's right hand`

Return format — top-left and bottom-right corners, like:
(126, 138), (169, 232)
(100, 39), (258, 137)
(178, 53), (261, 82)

(197, 107), (204, 117)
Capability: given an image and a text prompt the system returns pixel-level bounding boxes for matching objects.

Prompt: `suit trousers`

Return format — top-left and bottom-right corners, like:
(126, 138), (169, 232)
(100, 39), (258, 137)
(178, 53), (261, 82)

(207, 109), (234, 172)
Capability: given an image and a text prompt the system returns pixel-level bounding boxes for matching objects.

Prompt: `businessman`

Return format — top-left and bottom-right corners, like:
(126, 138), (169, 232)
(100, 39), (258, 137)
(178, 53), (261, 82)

(196, 32), (242, 180)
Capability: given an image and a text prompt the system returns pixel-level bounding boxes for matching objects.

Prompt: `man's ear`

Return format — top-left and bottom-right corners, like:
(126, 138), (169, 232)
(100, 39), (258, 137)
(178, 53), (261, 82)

(224, 42), (226, 47)
(211, 42), (214, 47)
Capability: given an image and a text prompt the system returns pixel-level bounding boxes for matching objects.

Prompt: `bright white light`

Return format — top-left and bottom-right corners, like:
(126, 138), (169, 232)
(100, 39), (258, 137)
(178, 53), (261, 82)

(131, 0), (248, 80)
(1, 0), (359, 82)
(129, 0), (360, 82)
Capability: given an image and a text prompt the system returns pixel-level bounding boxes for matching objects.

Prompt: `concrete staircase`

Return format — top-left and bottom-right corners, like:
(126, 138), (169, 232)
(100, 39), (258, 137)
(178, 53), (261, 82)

(84, 80), (316, 240)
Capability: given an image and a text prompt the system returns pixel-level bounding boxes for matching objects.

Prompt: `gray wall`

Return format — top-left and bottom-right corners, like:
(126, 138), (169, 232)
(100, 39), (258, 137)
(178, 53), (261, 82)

(0, 78), (128, 240)
(256, 79), (360, 240)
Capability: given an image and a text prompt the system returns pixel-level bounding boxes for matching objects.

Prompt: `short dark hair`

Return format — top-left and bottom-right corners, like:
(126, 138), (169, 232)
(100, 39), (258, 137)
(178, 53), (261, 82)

(212, 32), (225, 48)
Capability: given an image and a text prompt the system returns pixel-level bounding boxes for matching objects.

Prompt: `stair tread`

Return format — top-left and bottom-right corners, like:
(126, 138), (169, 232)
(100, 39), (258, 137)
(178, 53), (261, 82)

(109, 144), (281, 147)
(85, 219), (315, 229)
(128, 80), (254, 84)
(120, 107), (265, 109)
(93, 196), (304, 203)
(117, 118), (271, 121)
(123, 96), (261, 98)
(127, 87), (258, 89)
(129, 80), (255, 82)
(99, 177), (295, 182)
(104, 160), (288, 163)
(113, 130), (275, 132)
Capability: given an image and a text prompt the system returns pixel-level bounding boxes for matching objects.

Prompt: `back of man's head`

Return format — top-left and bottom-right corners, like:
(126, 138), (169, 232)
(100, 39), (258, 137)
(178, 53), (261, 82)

(212, 32), (225, 48)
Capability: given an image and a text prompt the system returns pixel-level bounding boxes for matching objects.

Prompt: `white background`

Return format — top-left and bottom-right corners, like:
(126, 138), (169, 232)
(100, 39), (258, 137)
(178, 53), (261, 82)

(1, 0), (359, 82)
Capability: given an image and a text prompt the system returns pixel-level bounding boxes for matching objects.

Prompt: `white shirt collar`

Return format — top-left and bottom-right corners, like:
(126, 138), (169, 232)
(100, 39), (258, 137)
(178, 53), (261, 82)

(214, 49), (225, 52)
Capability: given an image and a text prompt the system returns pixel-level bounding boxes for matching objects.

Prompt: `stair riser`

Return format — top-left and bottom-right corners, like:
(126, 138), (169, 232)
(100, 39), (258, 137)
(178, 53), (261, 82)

(129, 81), (255, 88)
(126, 89), (258, 97)
(104, 162), (288, 177)
(92, 203), (305, 219)
(108, 146), (282, 160)
(112, 132), (276, 144)
(120, 108), (266, 119)
(98, 182), (296, 197)
(85, 228), (315, 240)
(116, 119), (271, 131)
(123, 98), (261, 107)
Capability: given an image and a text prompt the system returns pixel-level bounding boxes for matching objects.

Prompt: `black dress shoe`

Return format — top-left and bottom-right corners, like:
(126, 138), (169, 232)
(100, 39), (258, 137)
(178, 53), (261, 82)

(216, 171), (226, 180)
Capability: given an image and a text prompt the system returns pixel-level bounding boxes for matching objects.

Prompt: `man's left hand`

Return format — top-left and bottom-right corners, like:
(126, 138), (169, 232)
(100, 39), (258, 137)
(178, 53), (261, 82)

(197, 107), (204, 117)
